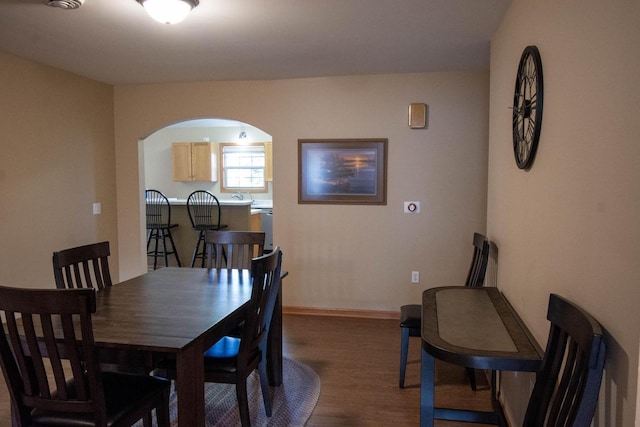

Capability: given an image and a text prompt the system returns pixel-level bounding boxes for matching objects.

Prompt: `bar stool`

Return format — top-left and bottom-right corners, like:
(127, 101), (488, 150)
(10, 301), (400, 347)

(145, 189), (181, 270)
(187, 190), (228, 267)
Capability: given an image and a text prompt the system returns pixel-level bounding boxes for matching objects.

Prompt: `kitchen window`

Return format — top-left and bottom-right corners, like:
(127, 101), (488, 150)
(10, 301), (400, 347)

(220, 143), (267, 192)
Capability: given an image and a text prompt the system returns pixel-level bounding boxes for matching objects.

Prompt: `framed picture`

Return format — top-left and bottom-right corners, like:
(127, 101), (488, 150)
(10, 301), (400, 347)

(298, 138), (388, 205)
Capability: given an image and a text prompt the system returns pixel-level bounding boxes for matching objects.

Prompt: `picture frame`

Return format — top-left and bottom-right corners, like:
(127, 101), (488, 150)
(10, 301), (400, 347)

(298, 138), (388, 205)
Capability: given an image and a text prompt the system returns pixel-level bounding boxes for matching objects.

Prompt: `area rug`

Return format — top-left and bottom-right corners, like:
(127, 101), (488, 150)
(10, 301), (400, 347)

(139, 358), (320, 427)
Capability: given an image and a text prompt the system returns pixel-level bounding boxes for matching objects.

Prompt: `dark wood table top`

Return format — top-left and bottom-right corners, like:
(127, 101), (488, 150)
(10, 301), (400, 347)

(91, 267), (253, 352)
(422, 286), (543, 371)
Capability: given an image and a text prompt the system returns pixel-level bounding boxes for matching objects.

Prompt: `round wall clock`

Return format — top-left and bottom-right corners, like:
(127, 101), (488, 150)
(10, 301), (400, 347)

(512, 45), (543, 169)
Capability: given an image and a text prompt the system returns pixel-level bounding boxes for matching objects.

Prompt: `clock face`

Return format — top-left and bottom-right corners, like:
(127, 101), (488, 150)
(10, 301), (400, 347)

(512, 46), (543, 169)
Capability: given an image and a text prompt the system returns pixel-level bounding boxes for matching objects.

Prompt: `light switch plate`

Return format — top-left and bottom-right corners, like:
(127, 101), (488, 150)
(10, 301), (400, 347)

(93, 202), (101, 215)
(403, 201), (420, 213)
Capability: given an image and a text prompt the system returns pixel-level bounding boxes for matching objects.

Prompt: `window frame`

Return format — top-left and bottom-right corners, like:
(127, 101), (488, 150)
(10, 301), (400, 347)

(219, 143), (268, 193)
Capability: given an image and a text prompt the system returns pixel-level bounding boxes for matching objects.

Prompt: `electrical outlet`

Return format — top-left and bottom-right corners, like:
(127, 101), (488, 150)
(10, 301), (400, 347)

(92, 202), (101, 215)
(411, 271), (420, 283)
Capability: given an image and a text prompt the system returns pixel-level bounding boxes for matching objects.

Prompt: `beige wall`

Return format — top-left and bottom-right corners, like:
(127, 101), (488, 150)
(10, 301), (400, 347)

(0, 51), (118, 289)
(114, 72), (489, 311)
(488, 0), (639, 425)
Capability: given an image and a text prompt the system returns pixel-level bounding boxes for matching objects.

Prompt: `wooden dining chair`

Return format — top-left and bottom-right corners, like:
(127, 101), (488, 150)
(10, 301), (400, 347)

(0, 285), (171, 427)
(187, 190), (228, 267)
(204, 230), (266, 270)
(155, 247), (283, 427)
(399, 232), (490, 389)
(52, 241), (113, 290)
(523, 293), (606, 426)
(146, 189), (182, 270)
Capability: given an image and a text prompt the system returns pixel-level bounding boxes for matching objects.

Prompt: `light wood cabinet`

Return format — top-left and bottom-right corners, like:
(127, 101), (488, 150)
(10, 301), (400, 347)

(172, 142), (218, 182)
(264, 142), (273, 182)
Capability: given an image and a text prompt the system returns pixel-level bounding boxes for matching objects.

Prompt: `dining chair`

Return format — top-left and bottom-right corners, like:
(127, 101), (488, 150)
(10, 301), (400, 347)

(523, 293), (606, 426)
(0, 285), (171, 427)
(52, 241), (112, 290)
(399, 232), (490, 389)
(146, 189), (182, 270)
(155, 247), (283, 427)
(204, 230), (266, 270)
(187, 190), (228, 267)
(484, 240), (499, 288)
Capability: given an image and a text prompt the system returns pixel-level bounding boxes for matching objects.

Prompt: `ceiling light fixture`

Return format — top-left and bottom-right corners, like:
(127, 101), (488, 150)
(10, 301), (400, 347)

(45, 0), (85, 9)
(136, 0), (199, 25)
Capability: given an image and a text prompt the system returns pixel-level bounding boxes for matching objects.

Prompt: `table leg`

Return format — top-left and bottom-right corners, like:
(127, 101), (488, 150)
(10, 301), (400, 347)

(421, 346), (435, 427)
(176, 344), (205, 426)
(267, 279), (283, 386)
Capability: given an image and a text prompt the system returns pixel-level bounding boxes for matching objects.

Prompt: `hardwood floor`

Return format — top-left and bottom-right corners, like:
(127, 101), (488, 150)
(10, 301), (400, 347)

(283, 313), (493, 426)
(0, 314), (494, 426)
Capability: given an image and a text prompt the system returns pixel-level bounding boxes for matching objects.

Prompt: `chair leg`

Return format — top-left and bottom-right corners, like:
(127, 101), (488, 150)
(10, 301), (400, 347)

(191, 231), (204, 267)
(258, 354), (272, 416)
(161, 229), (170, 267)
(156, 387), (171, 427)
(165, 229), (181, 267)
(399, 327), (410, 388)
(152, 229), (160, 270)
(466, 367), (478, 391)
(236, 380), (251, 427)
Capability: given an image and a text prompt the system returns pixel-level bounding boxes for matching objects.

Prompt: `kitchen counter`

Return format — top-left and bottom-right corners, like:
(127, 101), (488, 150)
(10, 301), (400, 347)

(156, 198), (273, 267)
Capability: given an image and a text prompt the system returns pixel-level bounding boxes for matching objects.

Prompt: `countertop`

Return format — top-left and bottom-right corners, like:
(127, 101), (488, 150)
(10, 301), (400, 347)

(167, 198), (272, 210)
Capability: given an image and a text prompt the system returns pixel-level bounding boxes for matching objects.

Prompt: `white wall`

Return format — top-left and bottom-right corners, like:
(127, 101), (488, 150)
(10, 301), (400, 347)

(488, 0), (640, 425)
(114, 72), (489, 313)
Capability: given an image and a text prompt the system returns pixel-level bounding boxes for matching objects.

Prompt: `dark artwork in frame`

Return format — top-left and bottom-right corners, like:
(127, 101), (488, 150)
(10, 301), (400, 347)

(298, 139), (387, 205)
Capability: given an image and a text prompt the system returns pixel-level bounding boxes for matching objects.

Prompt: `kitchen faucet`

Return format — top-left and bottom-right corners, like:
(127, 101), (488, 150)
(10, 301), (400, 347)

(231, 192), (243, 200)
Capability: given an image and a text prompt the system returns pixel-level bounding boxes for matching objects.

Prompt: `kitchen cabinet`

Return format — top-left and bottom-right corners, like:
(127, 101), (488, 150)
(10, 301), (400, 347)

(172, 142), (218, 182)
(265, 142), (273, 182)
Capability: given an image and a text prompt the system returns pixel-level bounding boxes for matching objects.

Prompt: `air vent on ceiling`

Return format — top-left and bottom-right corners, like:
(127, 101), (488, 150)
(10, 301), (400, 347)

(45, 0), (84, 9)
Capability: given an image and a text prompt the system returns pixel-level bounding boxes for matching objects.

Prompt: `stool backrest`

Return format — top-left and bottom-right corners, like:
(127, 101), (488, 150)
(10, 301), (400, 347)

(464, 233), (490, 287)
(187, 190), (222, 229)
(145, 189), (173, 228)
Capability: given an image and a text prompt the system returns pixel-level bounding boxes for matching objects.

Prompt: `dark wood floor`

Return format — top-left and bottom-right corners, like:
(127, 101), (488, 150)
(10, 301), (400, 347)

(0, 314), (493, 426)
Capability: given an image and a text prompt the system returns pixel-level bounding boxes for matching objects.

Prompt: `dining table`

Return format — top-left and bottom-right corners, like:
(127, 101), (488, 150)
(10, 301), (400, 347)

(420, 286), (543, 427)
(89, 266), (284, 427)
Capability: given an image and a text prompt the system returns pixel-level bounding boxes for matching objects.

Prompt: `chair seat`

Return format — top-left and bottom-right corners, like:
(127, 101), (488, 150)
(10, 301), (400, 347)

(400, 304), (421, 329)
(30, 372), (171, 427)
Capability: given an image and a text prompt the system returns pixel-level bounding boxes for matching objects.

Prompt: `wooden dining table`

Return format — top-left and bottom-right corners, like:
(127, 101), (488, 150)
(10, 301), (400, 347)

(90, 267), (284, 427)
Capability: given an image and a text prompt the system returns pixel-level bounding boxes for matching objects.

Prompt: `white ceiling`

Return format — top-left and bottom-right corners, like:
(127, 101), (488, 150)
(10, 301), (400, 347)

(0, 0), (511, 86)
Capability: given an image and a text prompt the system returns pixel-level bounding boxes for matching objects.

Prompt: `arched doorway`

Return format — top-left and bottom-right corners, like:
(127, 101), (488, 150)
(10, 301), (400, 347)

(140, 118), (273, 268)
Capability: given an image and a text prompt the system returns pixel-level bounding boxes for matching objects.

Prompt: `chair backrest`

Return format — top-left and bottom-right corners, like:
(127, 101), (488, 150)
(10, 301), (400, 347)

(187, 190), (222, 229)
(524, 294), (606, 427)
(52, 241), (112, 290)
(485, 240), (499, 287)
(204, 230), (266, 269)
(145, 189), (173, 228)
(238, 248), (282, 365)
(464, 232), (490, 287)
(0, 286), (106, 425)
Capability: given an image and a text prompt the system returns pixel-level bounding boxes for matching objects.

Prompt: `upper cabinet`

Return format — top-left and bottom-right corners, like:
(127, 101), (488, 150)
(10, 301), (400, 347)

(265, 142), (273, 182)
(172, 142), (218, 182)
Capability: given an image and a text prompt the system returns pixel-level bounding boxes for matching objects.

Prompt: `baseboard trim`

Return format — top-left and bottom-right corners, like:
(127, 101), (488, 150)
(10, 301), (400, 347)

(283, 306), (399, 320)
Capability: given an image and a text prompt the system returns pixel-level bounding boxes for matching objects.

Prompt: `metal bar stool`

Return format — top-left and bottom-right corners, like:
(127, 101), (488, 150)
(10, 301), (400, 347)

(145, 189), (181, 270)
(187, 190), (228, 267)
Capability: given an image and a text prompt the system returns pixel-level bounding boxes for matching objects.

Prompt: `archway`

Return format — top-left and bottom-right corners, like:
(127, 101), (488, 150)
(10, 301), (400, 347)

(140, 118), (273, 268)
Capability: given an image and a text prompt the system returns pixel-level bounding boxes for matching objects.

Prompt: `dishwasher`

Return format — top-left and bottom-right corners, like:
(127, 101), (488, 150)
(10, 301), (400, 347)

(260, 209), (274, 251)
